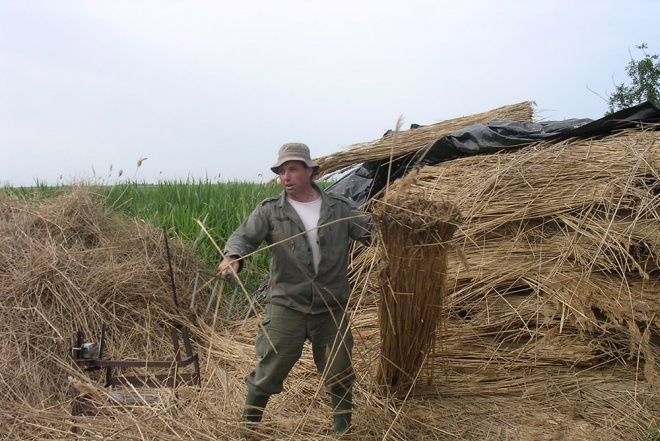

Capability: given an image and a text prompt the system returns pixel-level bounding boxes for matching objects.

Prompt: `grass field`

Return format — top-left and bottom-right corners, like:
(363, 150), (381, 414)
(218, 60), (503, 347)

(3, 178), (332, 290)
(101, 179), (284, 271)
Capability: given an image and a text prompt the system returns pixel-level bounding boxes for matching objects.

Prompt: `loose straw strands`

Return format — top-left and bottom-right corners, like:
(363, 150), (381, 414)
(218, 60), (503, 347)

(0, 188), (460, 440)
(371, 181), (461, 393)
(314, 101), (535, 178)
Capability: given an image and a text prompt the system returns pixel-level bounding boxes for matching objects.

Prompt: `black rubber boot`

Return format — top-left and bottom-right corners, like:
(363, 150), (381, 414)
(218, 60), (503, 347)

(330, 387), (352, 436)
(241, 391), (270, 439)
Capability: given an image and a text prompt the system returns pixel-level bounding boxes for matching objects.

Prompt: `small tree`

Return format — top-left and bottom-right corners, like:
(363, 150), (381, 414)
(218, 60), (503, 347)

(607, 43), (660, 114)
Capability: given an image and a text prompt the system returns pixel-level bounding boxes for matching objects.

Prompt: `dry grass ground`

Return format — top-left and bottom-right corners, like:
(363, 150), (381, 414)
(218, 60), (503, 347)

(1, 110), (658, 440)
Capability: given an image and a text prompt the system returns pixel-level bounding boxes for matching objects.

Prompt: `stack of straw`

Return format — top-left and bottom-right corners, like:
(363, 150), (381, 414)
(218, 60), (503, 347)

(0, 188), (201, 429)
(341, 124), (660, 439)
(347, 125), (660, 436)
(371, 178), (461, 394)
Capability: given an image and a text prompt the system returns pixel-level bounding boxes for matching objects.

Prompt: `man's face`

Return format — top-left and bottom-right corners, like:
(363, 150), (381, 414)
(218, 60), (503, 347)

(277, 160), (313, 201)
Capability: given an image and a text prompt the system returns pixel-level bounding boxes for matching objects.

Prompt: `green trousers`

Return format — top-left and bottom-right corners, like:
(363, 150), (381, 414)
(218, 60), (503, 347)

(243, 303), (355, 434)
(247, 303), (355, 395)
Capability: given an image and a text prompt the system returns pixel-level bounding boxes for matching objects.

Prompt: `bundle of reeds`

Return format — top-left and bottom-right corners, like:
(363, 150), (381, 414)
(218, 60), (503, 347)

(314, 101), (534, 177)
(371, 176), (461, 393)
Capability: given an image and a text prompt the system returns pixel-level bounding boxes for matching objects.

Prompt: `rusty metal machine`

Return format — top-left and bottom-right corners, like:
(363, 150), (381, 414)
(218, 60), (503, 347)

(70, 324), (200, 416)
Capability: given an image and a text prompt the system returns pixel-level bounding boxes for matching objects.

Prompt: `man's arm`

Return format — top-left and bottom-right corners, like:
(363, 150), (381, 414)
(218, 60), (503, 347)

(349, 207), (373, 246)
(217, 203), (271, 279)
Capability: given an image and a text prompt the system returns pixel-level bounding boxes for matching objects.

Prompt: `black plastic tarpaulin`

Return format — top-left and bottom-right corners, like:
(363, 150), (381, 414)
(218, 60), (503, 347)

(328, 101), (660, 206)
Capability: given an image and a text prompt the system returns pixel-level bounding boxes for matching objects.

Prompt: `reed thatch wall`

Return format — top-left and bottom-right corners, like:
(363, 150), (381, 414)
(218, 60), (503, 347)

(348, 124), (660, 439)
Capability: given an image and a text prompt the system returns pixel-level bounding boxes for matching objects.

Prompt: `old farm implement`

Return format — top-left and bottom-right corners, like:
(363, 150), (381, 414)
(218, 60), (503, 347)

(70, 324), (200, 417)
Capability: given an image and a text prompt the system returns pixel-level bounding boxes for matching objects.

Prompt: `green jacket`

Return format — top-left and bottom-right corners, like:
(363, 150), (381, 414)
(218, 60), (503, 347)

(224, 185), (372, 314)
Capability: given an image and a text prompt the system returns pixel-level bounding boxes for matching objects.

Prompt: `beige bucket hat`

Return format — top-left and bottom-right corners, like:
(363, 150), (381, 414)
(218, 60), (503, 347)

(270, 142), (319, 174)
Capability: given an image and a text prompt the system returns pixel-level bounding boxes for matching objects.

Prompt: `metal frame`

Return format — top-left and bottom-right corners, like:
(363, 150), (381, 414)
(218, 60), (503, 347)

(70, 326), (200, 417)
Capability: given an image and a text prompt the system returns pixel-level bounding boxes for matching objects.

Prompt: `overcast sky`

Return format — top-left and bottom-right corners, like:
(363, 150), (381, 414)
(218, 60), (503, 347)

(2, 0), (659, 187)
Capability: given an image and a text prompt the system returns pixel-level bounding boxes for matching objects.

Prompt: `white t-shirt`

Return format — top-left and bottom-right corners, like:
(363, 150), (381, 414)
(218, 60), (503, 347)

(288, 196), (322, 273)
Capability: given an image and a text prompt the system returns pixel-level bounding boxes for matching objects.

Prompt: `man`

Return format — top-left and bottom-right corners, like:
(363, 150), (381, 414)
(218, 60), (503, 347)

(218, 142), (372, 438)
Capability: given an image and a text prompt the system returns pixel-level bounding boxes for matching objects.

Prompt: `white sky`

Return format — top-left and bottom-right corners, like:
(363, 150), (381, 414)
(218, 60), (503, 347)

(2, 0), (659, 187)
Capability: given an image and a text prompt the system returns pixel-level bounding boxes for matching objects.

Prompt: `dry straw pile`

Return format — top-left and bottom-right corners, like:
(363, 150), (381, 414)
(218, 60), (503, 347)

(1, 103), (659, 440)
(0, 188), (206, 438)
(349, 122), (660, 439)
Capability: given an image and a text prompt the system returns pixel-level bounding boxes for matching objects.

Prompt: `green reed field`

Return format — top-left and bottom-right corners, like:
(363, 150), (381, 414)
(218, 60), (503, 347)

(4, 178), (333, 292)
(102, 180), (283, 270)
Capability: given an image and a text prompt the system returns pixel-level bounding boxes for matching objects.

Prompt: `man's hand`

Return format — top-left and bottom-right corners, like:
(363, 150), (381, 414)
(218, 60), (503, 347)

(218, 256), (240, 281)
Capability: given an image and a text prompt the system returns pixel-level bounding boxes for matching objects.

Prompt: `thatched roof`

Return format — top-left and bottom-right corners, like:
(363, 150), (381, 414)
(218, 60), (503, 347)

(349, 124), (660, 439)
(315, 101), (535, 177)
